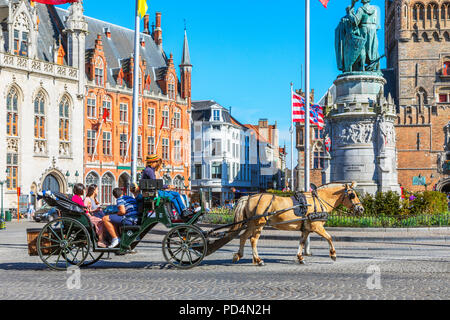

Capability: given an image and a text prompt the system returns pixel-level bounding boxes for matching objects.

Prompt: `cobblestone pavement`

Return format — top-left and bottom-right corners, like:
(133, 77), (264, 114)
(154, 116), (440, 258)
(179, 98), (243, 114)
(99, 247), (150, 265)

(0, 221), (449, 300)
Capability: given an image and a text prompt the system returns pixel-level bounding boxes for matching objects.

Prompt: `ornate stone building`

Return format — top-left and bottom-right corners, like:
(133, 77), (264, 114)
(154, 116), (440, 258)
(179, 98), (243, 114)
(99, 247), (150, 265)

(0, 0), (84, 209)
(0, 0), (192, 210)
(385, 0), (450, 192)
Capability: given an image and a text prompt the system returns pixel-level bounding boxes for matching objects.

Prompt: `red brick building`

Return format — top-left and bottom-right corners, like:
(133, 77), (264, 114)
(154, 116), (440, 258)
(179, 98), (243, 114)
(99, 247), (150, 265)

(82, 12), (192, 203)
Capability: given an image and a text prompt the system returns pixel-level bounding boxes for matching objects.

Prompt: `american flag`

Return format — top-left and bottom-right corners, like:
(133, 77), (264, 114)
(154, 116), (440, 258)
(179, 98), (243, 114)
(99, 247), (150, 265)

(292, 91), (325, 130)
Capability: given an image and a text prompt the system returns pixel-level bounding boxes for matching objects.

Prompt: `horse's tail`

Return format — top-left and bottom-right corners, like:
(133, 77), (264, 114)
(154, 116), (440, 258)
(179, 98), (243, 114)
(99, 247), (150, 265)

(205, 196), (249, 256)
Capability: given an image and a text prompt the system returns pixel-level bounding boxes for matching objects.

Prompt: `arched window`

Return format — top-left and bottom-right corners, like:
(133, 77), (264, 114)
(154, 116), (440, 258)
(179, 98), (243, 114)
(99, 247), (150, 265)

(101, 173), (115, 205)
(95, 56), (104, 86)
(85, 171), (100, 187)
(34, 92), (45, 139)
(6, 87), (19, 136)
(173, 175), (184, 191)
(59, 96), (70, 142)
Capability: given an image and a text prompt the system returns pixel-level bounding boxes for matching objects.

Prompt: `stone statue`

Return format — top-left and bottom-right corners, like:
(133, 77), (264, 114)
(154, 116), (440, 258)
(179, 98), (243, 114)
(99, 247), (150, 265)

(335, 0), (381, 73)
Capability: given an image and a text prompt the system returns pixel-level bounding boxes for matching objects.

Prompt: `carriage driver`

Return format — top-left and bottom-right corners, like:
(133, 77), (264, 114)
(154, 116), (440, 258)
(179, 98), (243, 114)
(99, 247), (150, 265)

(141, 154), (191, 218)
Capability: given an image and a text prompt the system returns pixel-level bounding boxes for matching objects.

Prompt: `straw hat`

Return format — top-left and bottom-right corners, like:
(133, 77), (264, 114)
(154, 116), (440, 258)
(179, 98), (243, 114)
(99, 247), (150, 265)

(146, 154), (161, 163)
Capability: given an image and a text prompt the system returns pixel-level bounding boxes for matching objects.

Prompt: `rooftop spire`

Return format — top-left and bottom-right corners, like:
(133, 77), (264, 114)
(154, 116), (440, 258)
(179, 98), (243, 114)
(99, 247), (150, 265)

(180, 28), (192, 67)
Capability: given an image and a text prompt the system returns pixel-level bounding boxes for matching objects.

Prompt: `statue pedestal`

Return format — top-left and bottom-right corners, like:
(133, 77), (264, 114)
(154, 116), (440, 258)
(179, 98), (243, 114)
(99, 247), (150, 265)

(325, 74), (401, 195)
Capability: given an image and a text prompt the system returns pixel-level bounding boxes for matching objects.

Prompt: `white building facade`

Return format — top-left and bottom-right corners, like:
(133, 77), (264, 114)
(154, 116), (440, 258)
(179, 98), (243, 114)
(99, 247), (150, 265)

(191, 100), (261, 206)
(0, 0), (85, 210)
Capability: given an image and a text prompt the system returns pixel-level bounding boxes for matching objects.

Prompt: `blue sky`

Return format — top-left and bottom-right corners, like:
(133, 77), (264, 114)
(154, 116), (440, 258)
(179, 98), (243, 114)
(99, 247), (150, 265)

(61, 0), (386, 168)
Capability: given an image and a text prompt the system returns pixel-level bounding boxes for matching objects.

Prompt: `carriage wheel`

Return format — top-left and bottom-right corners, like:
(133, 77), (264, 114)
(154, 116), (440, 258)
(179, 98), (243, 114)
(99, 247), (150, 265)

(37, 217), (90, 271)
(162, 225), (207, 269)
(79, 250), (105, 267)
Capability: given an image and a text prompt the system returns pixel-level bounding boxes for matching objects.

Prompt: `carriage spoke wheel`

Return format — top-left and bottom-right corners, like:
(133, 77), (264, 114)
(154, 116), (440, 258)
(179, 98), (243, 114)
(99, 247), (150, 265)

(37, 217), (90, 271)
(162, 225), (207, 269)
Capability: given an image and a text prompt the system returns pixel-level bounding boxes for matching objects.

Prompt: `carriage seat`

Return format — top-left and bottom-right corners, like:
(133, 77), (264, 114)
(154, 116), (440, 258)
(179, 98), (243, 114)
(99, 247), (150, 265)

(139, 179), (164, 198)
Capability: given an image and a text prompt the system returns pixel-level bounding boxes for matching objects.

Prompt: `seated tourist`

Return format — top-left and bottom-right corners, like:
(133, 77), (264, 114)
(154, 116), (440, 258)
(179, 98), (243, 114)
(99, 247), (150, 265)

(102, 188), (139, 248)
(72, 183), (107, 248)
(130, 182), (144, 216)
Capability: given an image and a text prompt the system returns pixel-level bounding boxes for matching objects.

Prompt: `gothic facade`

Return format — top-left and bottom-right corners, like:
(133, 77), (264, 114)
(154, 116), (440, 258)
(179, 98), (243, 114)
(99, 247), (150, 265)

(0, 0), (84, 209)
(385, 0), (450, 192)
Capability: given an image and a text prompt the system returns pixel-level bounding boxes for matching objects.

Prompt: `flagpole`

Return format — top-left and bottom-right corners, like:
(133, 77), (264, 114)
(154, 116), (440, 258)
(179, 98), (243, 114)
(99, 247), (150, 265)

(290, 82), (294, 191)
(304, 0), (311, 192)
(131, 0), (140, 183)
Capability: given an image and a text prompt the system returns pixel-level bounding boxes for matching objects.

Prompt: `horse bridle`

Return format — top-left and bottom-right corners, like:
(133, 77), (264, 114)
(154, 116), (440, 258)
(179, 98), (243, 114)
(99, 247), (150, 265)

(313, 185), (362, 215)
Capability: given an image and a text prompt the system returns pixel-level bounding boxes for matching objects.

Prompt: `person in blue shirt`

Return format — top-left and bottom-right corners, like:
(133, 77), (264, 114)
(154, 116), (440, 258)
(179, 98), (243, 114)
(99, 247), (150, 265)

(141, 154), (190, 218)
(102, 188), (139, 248)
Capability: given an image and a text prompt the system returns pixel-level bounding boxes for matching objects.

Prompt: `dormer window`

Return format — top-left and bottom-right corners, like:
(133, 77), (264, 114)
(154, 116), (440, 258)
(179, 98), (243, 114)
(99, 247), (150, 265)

(13, 29), (28, 57)
(443, 61), (450, 76)
(95, 57), (104, 86)
(168, 74), (176, 100)
(213, 109), (221, 121)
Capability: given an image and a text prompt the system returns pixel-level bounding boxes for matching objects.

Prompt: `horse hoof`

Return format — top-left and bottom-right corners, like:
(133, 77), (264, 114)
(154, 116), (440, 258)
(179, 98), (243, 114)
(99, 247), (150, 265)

(331, 256), (337, 262)
(299, 260), (306, 265)
(305, 252), (313, 257)
(232, 254), (241, 263)
(258, 261), (265, 267)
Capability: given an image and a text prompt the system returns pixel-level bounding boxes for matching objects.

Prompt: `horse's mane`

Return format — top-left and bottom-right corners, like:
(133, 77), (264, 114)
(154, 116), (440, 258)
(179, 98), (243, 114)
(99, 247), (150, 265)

(317, 182), (346, 190)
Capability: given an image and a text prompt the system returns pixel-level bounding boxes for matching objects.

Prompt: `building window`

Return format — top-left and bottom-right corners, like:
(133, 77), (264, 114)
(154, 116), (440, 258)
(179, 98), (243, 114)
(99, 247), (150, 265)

(85, 172), (99, 187)
(59, 97), (70, 142)
(439, 94), (448, 103)
(137, 135), (142, 159)
(148, 107), (155, 127)
(194, 164), (202, 180)
(174, 139), (181, 162)
(95, 57), (104, 86)
(34, 93), (45, 139)
(168, 74), (176, 100)
(313, 147), (325, 169)
(162, 138), (169, 160)
(87, 96), (96, 118)
(119, 103), (128, 123)
(6, 153), (18, 190)
(212, 162), (222, 179)
(87, 130), (96, 155)
(6, 87), (19, 136)
(173, 110), (181, 129)
(162, 107), (169, 128)
(213, 110), (221, 121)
(138, 106), (142, 125)
(13, 29), (28, 57)
(120, 134), (127, 157)
(417, 133), (421, 150)
(102, 97), (112, 121)
(147, 136), (155, 155)
(103, 131), (111, 156)
(101, 173), (114, 205)
(211, 139), (222, 156)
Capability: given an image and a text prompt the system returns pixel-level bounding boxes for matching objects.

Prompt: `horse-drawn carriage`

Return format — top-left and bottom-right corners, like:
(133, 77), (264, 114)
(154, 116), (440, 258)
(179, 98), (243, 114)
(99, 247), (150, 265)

(27, 180), (363, 270)
(27, 179), (212, 270)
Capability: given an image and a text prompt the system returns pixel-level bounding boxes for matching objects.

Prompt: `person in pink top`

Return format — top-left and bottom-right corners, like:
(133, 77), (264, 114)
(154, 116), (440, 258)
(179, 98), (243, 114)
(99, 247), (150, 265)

(72, 183), (107, 248)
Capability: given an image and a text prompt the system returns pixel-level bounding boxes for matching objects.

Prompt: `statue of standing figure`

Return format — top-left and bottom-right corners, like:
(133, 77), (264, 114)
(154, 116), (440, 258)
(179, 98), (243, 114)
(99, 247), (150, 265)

(335, 0), (381, 73)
